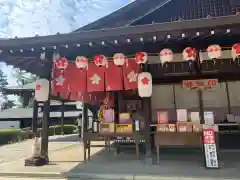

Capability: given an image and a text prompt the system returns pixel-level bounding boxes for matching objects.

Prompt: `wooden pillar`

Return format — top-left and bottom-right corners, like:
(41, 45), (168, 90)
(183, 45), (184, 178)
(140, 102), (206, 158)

(40, 56), (53, 162)
(142, 64), (152, 162)
(83, 103), (89, 161)
(82, 103), (88, 134)
(41, 95), (50, 161)
(32, 100), (38, 135)
(198, 90), (204, 124)
(143, 98), (151, 161)
(61, 101), (64, 135)
(225, 81), (231, 114)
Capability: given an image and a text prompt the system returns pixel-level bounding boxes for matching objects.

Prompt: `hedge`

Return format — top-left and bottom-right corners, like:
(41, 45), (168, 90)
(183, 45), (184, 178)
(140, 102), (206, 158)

(0, 129), (28, 145)
(47, 125), (77, 135)
(0, 125), (77, 146)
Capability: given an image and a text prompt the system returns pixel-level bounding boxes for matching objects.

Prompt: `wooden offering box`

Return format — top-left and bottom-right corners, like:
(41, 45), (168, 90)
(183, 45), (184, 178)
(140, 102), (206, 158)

(99, 123), (115, 133)
(116, 124), (132, 133)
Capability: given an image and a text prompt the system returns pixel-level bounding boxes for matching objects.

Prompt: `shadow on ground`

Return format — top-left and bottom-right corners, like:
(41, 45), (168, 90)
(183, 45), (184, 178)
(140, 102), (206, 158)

(65, 146), (240, 179)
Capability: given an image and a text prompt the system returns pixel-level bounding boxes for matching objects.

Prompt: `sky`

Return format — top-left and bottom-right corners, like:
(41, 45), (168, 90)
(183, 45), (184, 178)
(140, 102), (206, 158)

(0, 0), (134, 86)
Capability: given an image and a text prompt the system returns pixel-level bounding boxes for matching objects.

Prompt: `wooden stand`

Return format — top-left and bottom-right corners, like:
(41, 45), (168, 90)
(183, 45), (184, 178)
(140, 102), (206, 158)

(83, 132), (145, 162)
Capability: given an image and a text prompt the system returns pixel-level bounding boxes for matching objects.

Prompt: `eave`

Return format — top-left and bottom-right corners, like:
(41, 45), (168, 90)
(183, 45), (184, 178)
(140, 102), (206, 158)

(0, 15), (240, 76)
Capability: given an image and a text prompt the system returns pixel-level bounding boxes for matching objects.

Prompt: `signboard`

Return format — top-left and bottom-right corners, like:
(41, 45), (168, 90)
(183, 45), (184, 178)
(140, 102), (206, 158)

(190, 112), (200, 124)
(204, 111), (214, 124)
(157, 111), (168, 124)
(183, 79), (218, 90)
(177, 109), (188, 122)
(203, 128), (219, 169)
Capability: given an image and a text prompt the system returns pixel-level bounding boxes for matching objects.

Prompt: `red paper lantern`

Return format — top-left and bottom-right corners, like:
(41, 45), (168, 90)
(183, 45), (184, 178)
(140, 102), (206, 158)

(113, 53), (126, 66)
(135, 52), (148, 64)
(232, 43), (240, 59)
(55, 57), (68, 70)
(183, 47), (196, 61)
(75, 56), (88, 69)
(94, 55), (108, 67)
(207, 44), (222, 59)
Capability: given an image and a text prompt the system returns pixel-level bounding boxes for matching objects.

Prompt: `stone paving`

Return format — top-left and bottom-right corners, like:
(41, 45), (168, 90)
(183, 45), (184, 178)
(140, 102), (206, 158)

(0, 135), (240, 180)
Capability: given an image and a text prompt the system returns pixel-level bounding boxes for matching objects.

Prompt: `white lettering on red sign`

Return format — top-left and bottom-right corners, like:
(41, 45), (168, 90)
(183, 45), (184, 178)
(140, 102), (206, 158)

(203, 129), (215, 144)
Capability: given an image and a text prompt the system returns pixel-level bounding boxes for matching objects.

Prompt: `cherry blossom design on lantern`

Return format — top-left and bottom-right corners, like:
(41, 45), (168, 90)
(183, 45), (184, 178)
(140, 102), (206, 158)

(232, 43), (240, 60)
(159, 48), (173, 64)
(35, 84), (41, 91)
(55, 75), (65, 86)
(55, 57), (68, 70)
(94, 55), (108, 67)
(207, 44), (222, 60)
(138, 72), (152, 97)
(183, 47), (196, 61)
(90, 73), (101, 85)
(141, 77), (149, 86)
(113, 53), (126, 66)
(135, 52), (148, 64)
(75, 56), (88, 69)
(127, 71), (138, 83)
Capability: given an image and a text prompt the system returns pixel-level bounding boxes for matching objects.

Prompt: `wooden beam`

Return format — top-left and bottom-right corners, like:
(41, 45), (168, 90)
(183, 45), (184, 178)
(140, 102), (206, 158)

(32, 100), (38, 135)
(61, 101), (64, 135)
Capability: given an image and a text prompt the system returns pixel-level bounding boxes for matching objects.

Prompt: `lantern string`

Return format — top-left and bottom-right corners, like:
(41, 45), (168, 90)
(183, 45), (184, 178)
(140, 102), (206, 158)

(53, 46), (236, 64)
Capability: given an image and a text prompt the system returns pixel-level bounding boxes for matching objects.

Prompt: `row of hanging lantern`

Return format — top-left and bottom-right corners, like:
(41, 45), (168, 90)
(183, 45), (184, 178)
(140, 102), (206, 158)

(55, 43), (240, 71)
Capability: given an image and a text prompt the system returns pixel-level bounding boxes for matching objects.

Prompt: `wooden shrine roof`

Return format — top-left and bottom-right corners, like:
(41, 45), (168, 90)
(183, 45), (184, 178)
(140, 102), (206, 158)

(0, 15), (240, 77)
(73, 0), (169, 31)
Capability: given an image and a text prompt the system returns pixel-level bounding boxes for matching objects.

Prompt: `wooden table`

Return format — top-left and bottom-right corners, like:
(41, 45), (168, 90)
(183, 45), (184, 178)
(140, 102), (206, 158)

(83, 132), (145, 162)
(154, 132), (203, 164)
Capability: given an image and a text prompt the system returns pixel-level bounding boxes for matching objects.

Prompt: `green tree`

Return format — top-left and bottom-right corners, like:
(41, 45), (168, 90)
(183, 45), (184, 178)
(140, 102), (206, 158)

(0, 69), (15, 110)
(13, 69), (38, 108)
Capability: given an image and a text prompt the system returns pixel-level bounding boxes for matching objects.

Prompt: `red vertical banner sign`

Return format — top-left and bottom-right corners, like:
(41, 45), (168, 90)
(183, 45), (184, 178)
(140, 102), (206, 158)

(105, 61), (123, 91)
(52, 68), (69, 93)
(87, 63), (105, 92)
(203, 128), (219, 169)
(123, 59), (140, 90)
(65, 63), (87, 92)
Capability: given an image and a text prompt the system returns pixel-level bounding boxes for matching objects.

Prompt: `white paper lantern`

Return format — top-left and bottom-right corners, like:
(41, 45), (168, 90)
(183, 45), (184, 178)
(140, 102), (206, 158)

(75, 56), (88, 69)
(159, 48), (173, 64)
(232, 43), (240, 60)
(94, 55), (108, 67)
(35, 79), (49, 102)
(55, 57), (68, 70)
(183, 47), (196, 61)
(135, 52), (148, 64)
(138, 72), (152, 97)
(207, 44), (222, 59)
(113, 53), (125, 66)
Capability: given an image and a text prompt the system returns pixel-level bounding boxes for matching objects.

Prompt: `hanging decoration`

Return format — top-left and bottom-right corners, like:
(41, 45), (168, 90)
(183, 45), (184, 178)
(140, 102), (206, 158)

(159, 48), (173, 64)
(35, 79), (49, 102)
(94, 55), (108, 67)
(113, 53), (126, 66)
(55, 57), (68, 70)
(52, 52), (60, 62)
(105, 62), (123, 91)
(75, 56), (88, 69)
(207, 44), (222, 59)
(137, 72), (152, 97)
(232, 43), (240, 60)
(135, 52), (148, 64)
(182, 47), (196, 61)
